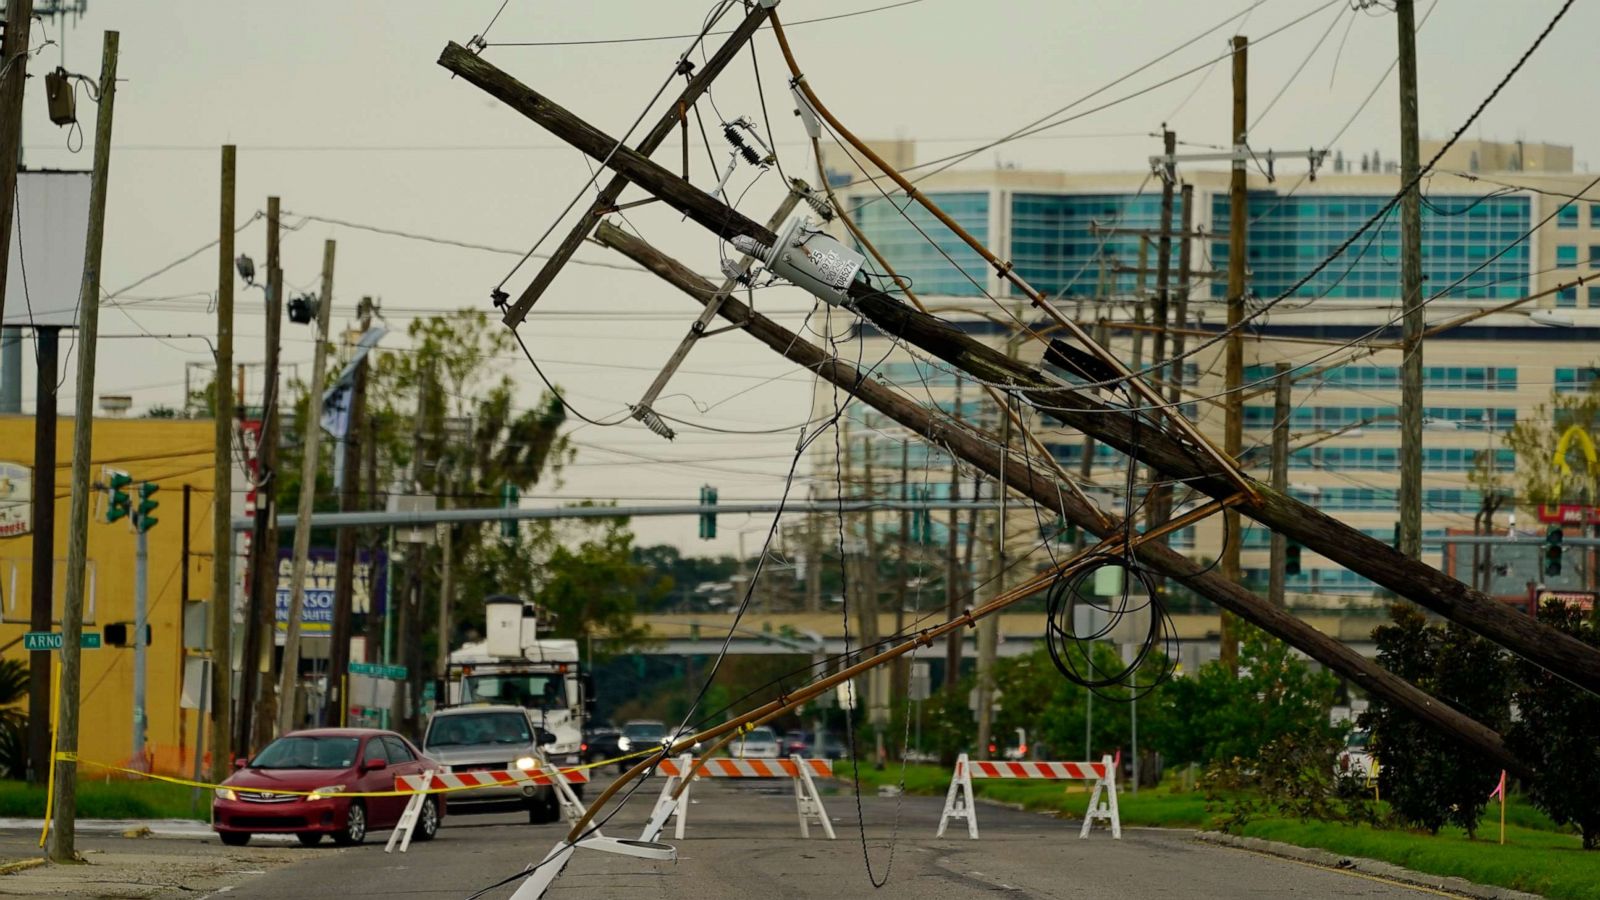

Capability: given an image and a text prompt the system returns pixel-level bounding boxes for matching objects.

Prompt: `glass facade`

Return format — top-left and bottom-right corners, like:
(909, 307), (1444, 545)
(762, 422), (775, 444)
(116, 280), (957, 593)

(1292, 487), (1479, 514)
(1213, 192), (1531, 300)
(1010, 193), (1184, 297)
(1289, 446), (1514, 472)
(1555, 367), (1600, 393)
(1248, 364), (1518, 391)
(1242, 405), (1516, 431)
(850, 192), (989, 295)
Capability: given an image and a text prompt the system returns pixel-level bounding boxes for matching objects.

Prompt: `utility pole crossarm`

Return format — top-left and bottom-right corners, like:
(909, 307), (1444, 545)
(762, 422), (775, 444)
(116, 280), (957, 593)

(481, 0), (775, 328)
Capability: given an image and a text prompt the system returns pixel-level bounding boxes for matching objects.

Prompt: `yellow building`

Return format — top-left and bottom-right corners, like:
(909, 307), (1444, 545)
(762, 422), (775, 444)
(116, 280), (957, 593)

(0, 414), (216, 776)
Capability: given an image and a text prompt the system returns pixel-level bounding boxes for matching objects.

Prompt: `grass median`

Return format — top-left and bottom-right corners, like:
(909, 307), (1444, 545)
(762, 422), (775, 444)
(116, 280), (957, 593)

(851, 764), (1600, 900)
(0, 778), (209, 822)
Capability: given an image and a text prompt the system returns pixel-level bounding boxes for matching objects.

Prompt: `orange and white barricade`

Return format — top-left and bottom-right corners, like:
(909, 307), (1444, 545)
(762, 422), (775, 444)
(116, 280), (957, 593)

(389, 758), (594, 852)
(641, 754), (835, 841)
(938, 753), (1119, 840)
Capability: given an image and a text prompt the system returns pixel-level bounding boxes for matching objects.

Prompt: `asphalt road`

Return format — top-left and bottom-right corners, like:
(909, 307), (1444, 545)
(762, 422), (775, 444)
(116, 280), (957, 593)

(184, 776), (1452, 900)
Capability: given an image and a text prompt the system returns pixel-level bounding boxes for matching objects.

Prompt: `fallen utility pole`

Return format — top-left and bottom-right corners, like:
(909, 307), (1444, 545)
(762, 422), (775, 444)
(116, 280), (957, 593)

(50, 30), (117, 863)
(433, 52), (1600, 691)
(210, 145), (236, 783)
(592, 217), (1528, 780)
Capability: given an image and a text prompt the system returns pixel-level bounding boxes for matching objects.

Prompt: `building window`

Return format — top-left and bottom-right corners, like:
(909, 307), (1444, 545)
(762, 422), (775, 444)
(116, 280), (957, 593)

(1556, 245), (1578, 267)
(1555, 367), (1600, 393)
(1589, 285), (1600, 307)
(1558, 205), (1580, 228)
(851, 191), (989, 296)
(1591, 203), (1600, 228)
(1557, 286), (1578, 307)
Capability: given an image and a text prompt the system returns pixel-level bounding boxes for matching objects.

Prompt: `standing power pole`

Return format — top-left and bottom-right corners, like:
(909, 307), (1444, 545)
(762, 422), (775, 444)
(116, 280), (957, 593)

(49, 30), (115, 863)
(0, 0), (33, 326)
(1220, 34), (1249, 674)
(132, 520), (149, 760)
(943, 377), (964, 693)
(277, 240), (336, 737)
(1166, 184), (1196, 407)
(209, 145), (236, 782)
(1395, 0), (1424, 561)
(330, 296), (374, 715)
(26, 328), (58, 784)
(1147, 129), (1179, 544)
(1267, 363), (1291, 607)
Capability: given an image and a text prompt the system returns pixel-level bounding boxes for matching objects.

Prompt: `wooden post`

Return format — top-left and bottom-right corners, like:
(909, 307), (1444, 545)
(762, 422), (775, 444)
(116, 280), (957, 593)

(0, 0), (33, 326)
(1167, 184), (1196, 408)
(1396, 0), (1424, 561)
(943, 378), (963, 694)
(1268, 363), (1291, 607)
(277, 240), (336, 737)
(49, 31), (116, 862)
(330, 297), (374, 715)
(1147, 130), (1178, 541)
(592, 219), (1532, 778)
(1220, 34), (1249, 673)
(450, 49), (1600, 692)
(208, 144), (237, 782)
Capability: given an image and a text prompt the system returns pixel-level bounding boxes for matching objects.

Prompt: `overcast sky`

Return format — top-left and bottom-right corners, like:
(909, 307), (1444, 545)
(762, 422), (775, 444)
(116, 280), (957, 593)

(9, 0), (1596, 552)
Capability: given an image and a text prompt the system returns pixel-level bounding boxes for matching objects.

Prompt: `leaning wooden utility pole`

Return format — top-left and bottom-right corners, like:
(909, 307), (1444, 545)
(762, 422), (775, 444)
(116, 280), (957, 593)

(330, 296), (375, 717)
(438, 37), (1600, 693)
(49, 30), (116, 862)
(1395, 0), (1424, 561)
(209, 144), (236, 783)
(591, 219), (1529, 778)
(1220, 34), (1249, 673)
(277, 239), (336, 737)
(1267, 363), (1291, 607)
(0, 0), (32, 325)
(239, 196), (284, 755)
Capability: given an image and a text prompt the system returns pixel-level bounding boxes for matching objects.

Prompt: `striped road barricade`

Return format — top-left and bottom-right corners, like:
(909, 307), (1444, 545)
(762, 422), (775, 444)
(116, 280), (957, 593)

(641, 754), (835, 841)
(938, 754), (1119, 840)
(390, 761), (593, 851)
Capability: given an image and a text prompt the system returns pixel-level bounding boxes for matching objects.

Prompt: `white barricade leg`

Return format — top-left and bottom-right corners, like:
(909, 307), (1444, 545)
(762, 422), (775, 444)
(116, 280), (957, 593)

(1079, 755), (1121, 840)
(507, 839), (579, 900)
(638, 754), (693, 842)
(936, 754), (978, 839)
(673, 756), (691, 839)
(538, 750), (600, 837)
(791, 755), (835, 840)
(385, 769), (433, 854)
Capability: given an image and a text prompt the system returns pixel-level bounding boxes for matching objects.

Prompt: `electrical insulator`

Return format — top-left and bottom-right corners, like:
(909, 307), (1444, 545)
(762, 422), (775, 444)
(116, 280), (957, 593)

(730, 216), (867, 306)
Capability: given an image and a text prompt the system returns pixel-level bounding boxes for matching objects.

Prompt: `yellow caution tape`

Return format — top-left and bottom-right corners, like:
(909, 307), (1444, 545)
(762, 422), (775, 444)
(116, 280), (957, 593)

(53, 751), (77, 763)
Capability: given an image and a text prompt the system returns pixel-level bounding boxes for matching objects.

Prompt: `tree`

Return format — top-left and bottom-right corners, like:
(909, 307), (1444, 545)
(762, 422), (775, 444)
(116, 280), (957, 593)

(1498, 369), (1600, 510)
(0, 659), (28, 778)
(1362, 604), (1512, 836)
(1508, 600), (1600, 849)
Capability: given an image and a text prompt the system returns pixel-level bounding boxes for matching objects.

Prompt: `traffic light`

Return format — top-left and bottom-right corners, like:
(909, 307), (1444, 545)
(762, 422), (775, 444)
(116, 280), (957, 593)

(698, 485), (718, 540)
(1285, 543), (1302, 577)
(135, 482), (160, 533)
(1544, 525), (1564, 577)
(103, 623), (151, 647)
(106, 471), (132, 523)
(499, 482), (519, 539)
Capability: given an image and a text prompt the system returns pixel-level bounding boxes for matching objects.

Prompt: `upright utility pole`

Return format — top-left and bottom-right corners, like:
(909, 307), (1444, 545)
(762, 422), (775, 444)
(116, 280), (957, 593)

(1220, 35), (1249, 674)
(0, 0), (34, 326)
(1147, 129), (1179, 545)
(943, 377), (963, 693)
(1396, 0), (1424, 561)
(209, 145), (236, 782)
(241, 196), (283, 754)
(857, 435), (883, 733)
(330, 296), (374, 715)
(49, 30), (116, 863)
(1166, 185), (1196, 408)
(277, 240), (336, 737)
(1267, 363), (1291, 607)
(132, 524), (148, 760)
(26, 328), (57, 785)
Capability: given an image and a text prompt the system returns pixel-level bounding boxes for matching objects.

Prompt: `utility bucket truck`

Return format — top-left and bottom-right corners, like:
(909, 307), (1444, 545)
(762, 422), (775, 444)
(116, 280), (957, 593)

(441, 595), (594, 780)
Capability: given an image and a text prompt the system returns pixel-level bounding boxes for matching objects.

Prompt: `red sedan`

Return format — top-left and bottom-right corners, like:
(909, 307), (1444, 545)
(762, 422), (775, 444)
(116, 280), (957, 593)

(213, 728), (444, 847)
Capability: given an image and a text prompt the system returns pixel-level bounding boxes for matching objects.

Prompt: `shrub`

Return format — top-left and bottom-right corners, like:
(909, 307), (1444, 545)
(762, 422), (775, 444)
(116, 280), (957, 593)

(1507, 601), (1600, 850)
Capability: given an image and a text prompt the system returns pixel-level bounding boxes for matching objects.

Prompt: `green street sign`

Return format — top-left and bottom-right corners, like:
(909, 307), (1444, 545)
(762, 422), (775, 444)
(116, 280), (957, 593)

(348, 661), (407, 680)
(24, 632), (101, 652)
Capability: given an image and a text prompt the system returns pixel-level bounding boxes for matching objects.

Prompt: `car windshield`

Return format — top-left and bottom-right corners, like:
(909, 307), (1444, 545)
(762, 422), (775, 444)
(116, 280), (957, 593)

(250, 736), (360, 769)
(745, 727), (776, 743)
(426, 712), (532, 748)
(1347, 730), (1371, 750)
(623, 722), (665, 741)
(460, 673), (567, 709)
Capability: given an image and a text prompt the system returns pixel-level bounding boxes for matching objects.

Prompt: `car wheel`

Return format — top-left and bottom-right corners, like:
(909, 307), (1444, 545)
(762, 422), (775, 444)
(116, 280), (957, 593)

(296, 833), (324, 847)
(527, 792), (559, 824)
(219, 831), (251, 847)
(333, 801), (367, 846)
(414, 797), (440, 842)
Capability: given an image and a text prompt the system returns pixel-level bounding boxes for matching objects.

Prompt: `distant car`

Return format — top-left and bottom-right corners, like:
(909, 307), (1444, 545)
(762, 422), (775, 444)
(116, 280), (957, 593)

(583, 726), (623, 766)
(616, 720), (668, 773)
(781, 730), (813, 757)
(730, 726), (780, 759)
(815, 732), (846, 760)
(422, 705), (564, 823)
(1338, 730), (1375, 780)
(213, 728), (443, 847)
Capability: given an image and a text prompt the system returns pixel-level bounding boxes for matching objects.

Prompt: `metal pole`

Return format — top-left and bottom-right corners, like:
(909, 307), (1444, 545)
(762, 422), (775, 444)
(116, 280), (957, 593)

(1396, 0), (1425, 561)
(209, 144), (236, 782)
(26, 327), (58, 785)
(133, 524), (147, 761)
(0, 326), (21, 412)
(1220, 34), (1249, 674)
(277, 239), (336, 737)
(49, 31), (116, 863)
(1268, 363), (1291, 607)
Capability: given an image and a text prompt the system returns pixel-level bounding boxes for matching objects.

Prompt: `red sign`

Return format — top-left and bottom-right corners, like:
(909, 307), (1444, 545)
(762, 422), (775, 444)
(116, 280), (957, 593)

(1537, 504), (1600, 525)
(1531, 589), (1598, 613)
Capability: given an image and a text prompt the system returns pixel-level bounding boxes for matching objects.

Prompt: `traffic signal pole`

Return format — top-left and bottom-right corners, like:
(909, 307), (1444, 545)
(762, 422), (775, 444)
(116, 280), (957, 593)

(132, 525), (147, 762)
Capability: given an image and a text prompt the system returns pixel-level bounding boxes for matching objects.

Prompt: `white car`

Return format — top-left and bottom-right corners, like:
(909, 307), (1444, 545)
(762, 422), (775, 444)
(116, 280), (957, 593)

(1338, 730), (1375, 780)
(730, 726), (781, 759)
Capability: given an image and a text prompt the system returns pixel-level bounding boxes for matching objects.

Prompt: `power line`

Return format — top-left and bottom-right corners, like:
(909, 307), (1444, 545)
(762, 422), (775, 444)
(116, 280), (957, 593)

(483, 0), (930, 47)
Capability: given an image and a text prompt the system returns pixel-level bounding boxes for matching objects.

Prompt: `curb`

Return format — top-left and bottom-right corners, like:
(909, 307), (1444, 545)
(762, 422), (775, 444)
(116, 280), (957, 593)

(0, 858), (47, 876)
(1195, 831), (1543, 900)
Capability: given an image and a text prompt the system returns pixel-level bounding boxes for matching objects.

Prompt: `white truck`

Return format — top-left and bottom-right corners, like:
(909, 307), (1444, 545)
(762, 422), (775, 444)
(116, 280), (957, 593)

(442, 595), (594, 783)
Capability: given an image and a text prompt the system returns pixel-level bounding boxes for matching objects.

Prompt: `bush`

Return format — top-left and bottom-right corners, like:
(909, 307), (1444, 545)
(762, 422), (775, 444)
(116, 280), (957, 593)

(1202, 729), (1377, 833)
(1507, 601), (1600, 850)
(1362, 604), (1512, 837)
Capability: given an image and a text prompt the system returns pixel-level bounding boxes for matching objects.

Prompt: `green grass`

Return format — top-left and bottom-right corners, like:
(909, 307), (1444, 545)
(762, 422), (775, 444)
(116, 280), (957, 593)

(0, 778), (209, 822)
(851, 764), (1600, 900)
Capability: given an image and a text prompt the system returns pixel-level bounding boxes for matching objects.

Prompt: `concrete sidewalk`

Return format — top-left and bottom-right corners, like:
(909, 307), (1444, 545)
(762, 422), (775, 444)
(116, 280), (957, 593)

(0, 829), (301, 898)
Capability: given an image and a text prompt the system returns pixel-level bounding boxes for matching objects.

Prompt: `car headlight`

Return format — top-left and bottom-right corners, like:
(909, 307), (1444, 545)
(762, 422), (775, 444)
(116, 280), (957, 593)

(214, 788), (236, 801)
(308, 785), (346, 801)
(515, 756), (538, 771)
(617, 737), (631, 751)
